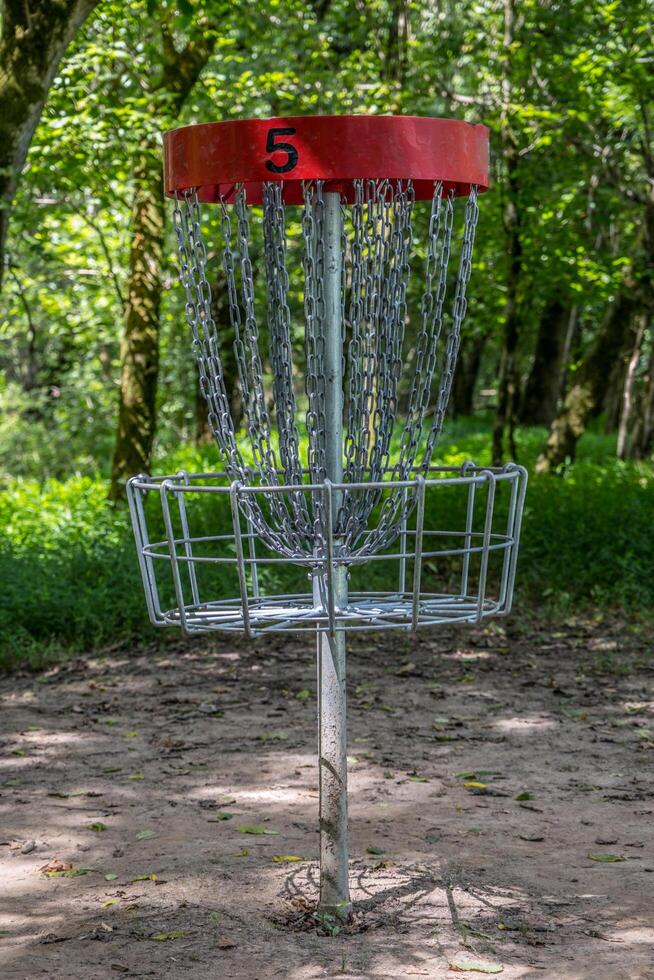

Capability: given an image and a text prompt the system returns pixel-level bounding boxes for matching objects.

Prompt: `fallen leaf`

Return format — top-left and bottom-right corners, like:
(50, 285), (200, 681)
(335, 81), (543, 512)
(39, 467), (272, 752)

(39, 860), (72, 875)
(207, 814), (233, 822)
(101, 899), (119, 909)
(12, 749), (27, 757)
(132, 873), (158, 882)
(519, 834), (544, 842)
(46, 867), (97, 878)
(104, 873), (118, 881)
(88, 822), (107, 833)
(236, 825), (278, 835)
(272, 855), (303, 863)
(134, 830), (157, 841)
(515, 792), (533, 801)
(236, 848), (249, 857)
(464, 781), (488, 790)
(217, 937), (237, 949)
(150, 931), (184, 941)
(366, 846), (385, 855)
(296, 689), (311, 700)
(397, 662), (416, 676)
(128, 772), (144, 781)
(587, 853), (625, 863)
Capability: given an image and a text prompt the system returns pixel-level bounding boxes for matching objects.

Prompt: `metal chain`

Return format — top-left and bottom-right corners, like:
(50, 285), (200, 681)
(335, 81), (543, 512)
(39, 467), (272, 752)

(171, 180), (480, 563)
(263, 182), (312, 538)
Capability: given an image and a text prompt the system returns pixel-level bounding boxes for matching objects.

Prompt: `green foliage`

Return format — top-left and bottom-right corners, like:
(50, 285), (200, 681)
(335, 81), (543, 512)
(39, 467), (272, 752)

(1, 1), (653, 666)
(1, 424), (652, 669)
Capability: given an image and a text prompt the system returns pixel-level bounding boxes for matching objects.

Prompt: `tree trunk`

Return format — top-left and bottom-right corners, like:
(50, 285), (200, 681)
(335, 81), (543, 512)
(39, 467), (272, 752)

(617, 314), (647, 458)
(559, 304), (580, 400)
(520, 299), (571, 426)
(604, 348), (630, 432)
(0, 0), (99, 290)
(194, 268), (244, 443)
(630, 334), (654, 459)
(451, 332), (486, 417)
(108, 26), (217, 497)
(109, 146), (164, 499)
(492, 0), (521, 465)
(535, 291), (636, 473)
(211, 269), (243, 431)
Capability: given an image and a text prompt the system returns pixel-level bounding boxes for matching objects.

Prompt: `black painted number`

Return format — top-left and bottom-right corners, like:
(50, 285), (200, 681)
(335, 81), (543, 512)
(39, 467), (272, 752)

(265, 127), (298, 174)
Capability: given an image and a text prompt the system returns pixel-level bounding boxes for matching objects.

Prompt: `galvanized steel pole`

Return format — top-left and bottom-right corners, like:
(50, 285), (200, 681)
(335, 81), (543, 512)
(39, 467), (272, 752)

(317, 191), (351, 915)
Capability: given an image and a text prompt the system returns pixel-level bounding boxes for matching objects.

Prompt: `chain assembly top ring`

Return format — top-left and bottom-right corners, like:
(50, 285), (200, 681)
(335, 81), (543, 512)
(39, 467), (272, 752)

(163, 115), (489, 204)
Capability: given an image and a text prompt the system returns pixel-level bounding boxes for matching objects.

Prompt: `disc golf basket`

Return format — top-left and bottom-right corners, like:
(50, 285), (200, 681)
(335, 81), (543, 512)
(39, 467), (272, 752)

(127, 116), (527, 916)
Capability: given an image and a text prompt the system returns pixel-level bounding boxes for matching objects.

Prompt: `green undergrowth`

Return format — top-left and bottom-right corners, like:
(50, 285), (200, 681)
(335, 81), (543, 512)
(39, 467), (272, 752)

(0, 421), (652, 669)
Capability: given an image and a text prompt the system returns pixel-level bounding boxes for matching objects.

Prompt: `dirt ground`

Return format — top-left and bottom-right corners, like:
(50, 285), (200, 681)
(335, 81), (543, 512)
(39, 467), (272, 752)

(1, 614), (653, 979)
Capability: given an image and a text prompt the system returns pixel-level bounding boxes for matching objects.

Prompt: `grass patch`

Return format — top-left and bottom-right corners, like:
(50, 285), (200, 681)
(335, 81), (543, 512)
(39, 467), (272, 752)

(0, 421), (652, 668)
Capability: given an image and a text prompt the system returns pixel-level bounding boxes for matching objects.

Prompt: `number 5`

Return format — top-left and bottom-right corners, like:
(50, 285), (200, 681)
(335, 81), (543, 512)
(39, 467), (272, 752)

(265, 127), (298, 174)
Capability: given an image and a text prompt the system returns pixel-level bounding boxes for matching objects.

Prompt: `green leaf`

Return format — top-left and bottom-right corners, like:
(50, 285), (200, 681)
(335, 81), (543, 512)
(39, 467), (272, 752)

(135, 829), (157, 841)
(88, 821), (107, 832)
(208, 813), (233, 822)
(587, 852), (625, 863)
(272, 854), (303, 863)
(150, 931), (184, 941)
(236, 825), (279, 835)
(366, 845), (385, 855)
(46, 867), (97, 878)
(515, 792), (533, 801)
(104, 873), (118, 881)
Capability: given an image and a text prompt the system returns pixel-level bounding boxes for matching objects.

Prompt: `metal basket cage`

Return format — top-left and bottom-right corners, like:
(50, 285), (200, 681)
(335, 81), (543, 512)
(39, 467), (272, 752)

(127, 462), (527, 636)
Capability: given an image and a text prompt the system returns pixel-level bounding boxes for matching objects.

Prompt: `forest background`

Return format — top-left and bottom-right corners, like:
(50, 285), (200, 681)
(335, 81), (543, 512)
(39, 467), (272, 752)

(1, 0), (653, 666)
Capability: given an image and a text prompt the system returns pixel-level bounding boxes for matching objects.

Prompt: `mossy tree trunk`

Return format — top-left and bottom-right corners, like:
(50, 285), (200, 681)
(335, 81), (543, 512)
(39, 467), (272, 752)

(535, 290), (637, 473)
(537, 172), (654, 472)
(0, 0), (99, 291)
(109, 27), (217, 499)
(520, 298), (572, 426)
(109, 146), (164, 497)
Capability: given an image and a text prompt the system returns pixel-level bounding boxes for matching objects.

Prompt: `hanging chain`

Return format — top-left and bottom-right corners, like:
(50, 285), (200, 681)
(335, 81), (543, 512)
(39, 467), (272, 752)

(172, 180), (480, 562)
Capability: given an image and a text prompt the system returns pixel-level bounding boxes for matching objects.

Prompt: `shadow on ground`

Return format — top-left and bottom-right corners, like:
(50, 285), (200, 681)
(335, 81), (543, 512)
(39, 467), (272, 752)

(1, 616), (653, 978)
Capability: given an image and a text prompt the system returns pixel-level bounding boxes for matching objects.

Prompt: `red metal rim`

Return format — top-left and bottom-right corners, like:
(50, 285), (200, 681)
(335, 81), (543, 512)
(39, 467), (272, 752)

(163, 115), (489, 204)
